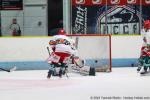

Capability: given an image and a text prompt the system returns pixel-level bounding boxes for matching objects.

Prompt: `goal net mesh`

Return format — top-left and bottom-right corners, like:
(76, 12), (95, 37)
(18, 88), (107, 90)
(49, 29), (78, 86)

(68, 34), (111, 72)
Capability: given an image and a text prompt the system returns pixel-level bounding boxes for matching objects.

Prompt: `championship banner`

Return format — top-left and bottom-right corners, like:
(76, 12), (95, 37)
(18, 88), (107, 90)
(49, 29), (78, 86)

(72, 0), (150, 34)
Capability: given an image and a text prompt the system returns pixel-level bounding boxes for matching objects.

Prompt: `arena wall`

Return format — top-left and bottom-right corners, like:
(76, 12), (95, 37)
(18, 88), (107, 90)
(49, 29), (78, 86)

(0, 36), (143, 70)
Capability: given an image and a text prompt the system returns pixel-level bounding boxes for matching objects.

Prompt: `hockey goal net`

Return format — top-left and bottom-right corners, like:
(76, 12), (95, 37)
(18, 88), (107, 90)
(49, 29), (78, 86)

(68, 34), (112, 72)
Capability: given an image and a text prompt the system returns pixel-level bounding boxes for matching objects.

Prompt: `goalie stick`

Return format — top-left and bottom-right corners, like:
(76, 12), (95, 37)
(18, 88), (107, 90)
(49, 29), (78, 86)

(0, 66), (16, 72)
(46, 46), (51, 56)
(75, 37), (79, 49)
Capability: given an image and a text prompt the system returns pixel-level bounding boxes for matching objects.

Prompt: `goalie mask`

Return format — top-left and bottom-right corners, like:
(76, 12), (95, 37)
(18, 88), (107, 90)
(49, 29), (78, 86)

(58, 29), (66, 35)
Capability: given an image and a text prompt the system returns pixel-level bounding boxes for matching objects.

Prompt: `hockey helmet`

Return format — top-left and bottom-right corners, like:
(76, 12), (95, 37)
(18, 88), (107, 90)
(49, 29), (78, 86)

(58, 29), (66, 35)
(144, 20), (150, 29)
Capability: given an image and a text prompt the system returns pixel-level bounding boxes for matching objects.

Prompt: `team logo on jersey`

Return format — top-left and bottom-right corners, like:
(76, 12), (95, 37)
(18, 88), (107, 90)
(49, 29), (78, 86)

(97, 6), (140, 34)
(92, 0), (102, 4)
(127, 0), (136, 4)
(145, 0), (150, 4)
(76, 0), (85, 4)
(111, 0), (120, 4)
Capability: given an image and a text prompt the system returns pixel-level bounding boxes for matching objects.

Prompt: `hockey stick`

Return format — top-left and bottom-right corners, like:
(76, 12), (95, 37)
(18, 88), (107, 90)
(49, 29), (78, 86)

(46, 46), (51, 56)
(72, 37), (81, 68)
(0, 66), (16, 72)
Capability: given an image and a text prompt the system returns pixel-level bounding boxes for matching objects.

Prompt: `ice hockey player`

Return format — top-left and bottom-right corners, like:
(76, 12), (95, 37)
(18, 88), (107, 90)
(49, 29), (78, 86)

(47, 29), (95, 78)
(137, 20), (148, 72)
(137, 20), (150, 74)
(47, 29), (74, 78)
(139, 44), (150, 74)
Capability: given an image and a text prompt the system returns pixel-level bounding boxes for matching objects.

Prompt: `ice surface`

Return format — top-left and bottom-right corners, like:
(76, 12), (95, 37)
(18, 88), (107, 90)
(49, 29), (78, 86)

(0, 67), (150, 100)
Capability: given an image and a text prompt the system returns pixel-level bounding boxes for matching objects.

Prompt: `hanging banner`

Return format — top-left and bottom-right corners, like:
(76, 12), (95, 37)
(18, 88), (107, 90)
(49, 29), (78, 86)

(0, 0), (23, 10)
(72, 0), (150, 34)
(0, 0), (2, 9)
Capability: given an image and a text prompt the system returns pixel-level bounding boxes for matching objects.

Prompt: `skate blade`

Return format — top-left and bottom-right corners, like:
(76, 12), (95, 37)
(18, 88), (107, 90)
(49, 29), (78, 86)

(140, 72), (150, 76)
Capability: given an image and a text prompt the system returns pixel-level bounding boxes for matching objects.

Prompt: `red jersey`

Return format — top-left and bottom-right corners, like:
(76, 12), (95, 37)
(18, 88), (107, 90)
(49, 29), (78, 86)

(140, 46), (150, 57)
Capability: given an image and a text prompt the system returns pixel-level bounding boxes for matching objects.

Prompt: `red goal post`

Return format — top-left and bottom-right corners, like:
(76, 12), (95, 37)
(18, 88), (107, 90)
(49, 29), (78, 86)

(67, 34), (112, 72)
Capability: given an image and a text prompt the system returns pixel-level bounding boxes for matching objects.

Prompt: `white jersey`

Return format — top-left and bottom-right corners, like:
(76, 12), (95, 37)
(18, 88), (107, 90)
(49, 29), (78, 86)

(49, 35), (76, 55)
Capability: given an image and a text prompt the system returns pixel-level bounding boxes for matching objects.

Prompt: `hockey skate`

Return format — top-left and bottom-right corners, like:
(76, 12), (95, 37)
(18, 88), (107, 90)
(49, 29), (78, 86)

(137, 58), (143, 72)
(138, 56), (150, 75)
(140, 70), (150, 76)
(58, 68), (63, 78)
(47, 70), (53, 79)
(140, 69), (147, 75)
(140, 67), (150, 75)
(137, 67), (142, 72)
(47, 64), (56, 79)
(47, 62), (69, 79)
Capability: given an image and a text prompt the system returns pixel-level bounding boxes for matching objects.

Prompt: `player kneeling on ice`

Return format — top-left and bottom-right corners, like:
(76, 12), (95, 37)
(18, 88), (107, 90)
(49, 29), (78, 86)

(137, 20), (150, 74)
(46, 29), (95, 78)
(47, 29), (72, 78)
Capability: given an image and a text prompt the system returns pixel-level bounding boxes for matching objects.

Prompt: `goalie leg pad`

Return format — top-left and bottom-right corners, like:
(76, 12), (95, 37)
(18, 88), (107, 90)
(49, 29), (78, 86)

(69, 62), (96, 76)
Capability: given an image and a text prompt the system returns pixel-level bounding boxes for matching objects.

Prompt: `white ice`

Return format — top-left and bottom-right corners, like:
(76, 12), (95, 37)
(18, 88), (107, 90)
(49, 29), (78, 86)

(0, 67), (150, 100)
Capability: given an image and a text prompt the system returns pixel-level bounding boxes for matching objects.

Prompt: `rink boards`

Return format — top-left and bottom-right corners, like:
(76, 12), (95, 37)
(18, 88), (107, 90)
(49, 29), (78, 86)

(0, 36), (142, 70)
